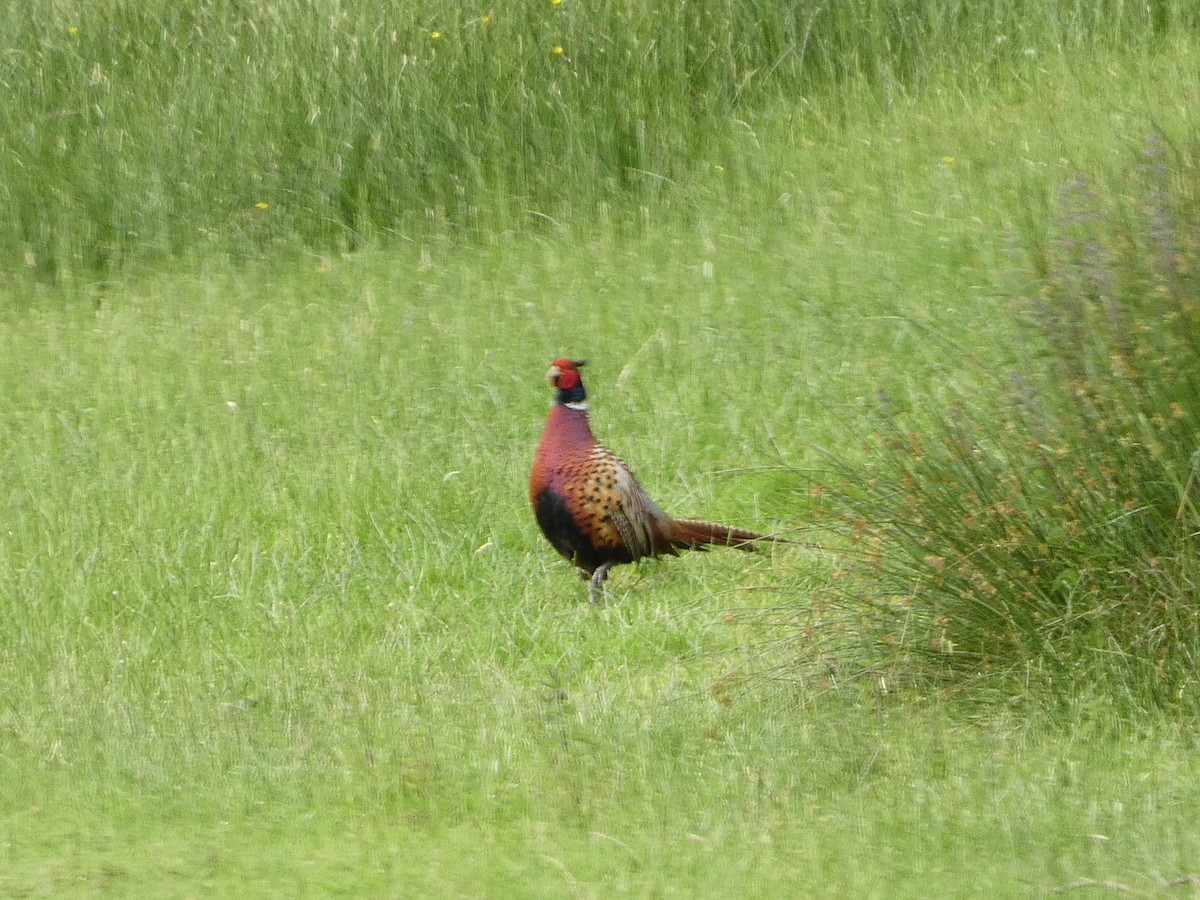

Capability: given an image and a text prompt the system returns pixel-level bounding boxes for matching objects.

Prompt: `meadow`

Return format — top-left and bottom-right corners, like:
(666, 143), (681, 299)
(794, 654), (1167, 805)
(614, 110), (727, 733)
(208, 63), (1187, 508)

(2, 1), (1200, 896)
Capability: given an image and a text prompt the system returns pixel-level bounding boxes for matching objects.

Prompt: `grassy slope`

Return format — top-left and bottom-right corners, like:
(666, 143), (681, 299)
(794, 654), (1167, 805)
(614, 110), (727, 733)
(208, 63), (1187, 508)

(8, 702), (1200, 897)
(1, 35), (1199, 900)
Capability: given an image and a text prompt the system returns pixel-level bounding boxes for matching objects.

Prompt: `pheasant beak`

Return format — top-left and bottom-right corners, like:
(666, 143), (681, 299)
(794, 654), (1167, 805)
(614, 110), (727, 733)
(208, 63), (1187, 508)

(546, 364), (562, 386)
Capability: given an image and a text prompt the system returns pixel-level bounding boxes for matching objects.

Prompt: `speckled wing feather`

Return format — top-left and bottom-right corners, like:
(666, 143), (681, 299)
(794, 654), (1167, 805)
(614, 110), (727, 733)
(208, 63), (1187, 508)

(602, 449), (672, 562)
(557, 447), (671, 563)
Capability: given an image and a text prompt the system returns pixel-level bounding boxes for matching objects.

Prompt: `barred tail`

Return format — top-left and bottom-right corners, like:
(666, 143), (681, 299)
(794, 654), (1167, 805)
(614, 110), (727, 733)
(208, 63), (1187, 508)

(671, 518), (772, 552)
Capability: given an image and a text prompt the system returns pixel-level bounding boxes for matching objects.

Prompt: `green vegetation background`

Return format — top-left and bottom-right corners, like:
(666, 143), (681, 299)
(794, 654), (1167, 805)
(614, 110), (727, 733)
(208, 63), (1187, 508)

(1, 1), (1199, 896)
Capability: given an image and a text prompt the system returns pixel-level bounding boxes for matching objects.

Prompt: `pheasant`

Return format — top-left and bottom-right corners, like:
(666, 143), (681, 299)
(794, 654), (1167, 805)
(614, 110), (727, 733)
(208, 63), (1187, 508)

(530, 358), (777, 601)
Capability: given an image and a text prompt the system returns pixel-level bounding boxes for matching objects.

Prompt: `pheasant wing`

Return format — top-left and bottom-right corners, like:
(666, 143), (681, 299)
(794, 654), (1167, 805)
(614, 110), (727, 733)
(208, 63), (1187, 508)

(597, 450), (675, 562)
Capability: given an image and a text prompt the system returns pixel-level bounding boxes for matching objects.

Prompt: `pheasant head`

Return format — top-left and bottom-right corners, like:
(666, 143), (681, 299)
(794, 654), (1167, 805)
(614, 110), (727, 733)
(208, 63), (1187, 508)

(547, 358), (588, 407)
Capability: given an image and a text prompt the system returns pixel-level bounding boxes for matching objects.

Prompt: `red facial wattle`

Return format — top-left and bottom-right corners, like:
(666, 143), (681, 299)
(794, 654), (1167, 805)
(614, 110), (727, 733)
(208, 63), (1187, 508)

(548, 358), (586, 391)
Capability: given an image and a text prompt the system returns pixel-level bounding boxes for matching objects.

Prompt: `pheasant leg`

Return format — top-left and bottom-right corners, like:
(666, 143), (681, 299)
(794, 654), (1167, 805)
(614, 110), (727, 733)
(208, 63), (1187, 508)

(587, 563), (613, 604)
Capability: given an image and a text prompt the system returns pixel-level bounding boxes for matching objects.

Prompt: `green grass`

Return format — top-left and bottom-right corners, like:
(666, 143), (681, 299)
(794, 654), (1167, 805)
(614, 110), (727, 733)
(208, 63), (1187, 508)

(2, 2), (1200, 896)
(2, 0), (1198, 276)
(806, 137), (1200, 709)
(7, 699), (1200, 897)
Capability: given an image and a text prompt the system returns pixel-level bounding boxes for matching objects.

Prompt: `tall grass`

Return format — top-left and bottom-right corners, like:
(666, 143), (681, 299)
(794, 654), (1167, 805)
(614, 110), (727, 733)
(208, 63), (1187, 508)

(812, 135), (1200, 710)
(4, 8), (1200, 890)
(2, 0), (1196, 280)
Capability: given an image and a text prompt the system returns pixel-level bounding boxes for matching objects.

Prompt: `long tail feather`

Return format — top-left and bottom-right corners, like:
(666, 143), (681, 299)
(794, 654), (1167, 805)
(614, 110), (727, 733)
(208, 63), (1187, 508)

(671, 518), (773, 551)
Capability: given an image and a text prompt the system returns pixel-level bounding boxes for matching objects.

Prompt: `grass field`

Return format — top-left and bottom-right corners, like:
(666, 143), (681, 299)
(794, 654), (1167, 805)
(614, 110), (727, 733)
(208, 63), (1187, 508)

(2, 2), (1200, 896)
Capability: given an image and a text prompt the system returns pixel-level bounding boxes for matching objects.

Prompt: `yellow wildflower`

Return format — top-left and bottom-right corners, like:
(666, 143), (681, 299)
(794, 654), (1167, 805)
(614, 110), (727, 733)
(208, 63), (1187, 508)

(68, 26), (79, 35)
(941, 155), (955, 164)
(552, 45), (563, 55)
(254, 202), (269, 210)
(430, 31), (441, 39)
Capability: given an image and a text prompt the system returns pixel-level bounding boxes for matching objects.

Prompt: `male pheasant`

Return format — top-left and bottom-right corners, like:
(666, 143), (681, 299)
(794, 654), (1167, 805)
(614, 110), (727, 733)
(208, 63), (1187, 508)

(530, 358), (776, 601)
